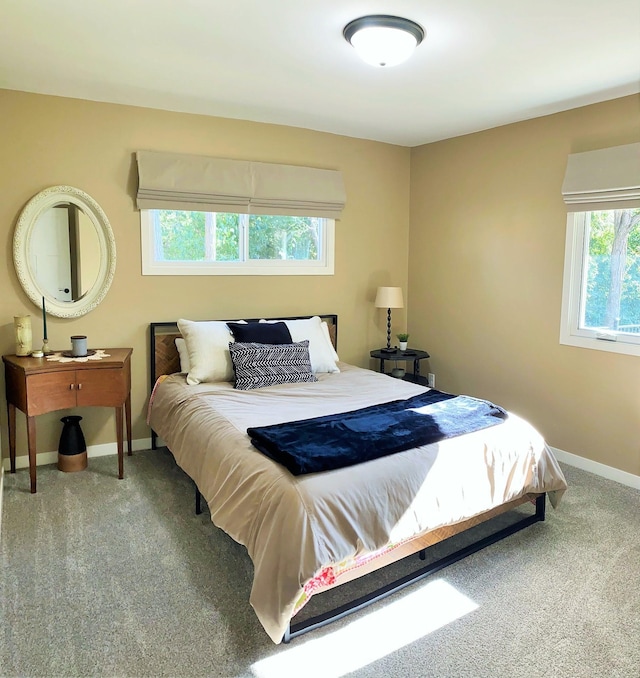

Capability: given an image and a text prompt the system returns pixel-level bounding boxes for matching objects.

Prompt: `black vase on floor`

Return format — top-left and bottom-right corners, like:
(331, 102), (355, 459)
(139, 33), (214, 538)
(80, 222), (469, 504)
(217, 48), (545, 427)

(58, 415), (88, 472)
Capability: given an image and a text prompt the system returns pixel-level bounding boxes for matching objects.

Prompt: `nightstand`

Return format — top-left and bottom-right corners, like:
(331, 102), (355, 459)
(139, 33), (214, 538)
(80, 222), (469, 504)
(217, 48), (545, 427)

(370, 348), (430, 386)
(3, 348), (132, 493)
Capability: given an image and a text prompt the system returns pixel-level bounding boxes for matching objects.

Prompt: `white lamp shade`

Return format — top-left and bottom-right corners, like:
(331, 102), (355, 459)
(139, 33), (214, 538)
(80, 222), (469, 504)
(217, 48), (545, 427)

(375, 286), (404, 309)
(349, 26), (419, 67)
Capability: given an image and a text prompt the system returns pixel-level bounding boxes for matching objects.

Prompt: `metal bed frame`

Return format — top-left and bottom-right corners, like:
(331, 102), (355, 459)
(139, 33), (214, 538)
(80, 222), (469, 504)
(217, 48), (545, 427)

(283, 494), (545, 642)
(148, 315), (546, 643)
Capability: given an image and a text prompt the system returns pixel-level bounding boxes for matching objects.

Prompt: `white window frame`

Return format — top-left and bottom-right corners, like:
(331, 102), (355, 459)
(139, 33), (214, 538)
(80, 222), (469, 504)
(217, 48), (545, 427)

(560, 211), (640, 357)
(140, 210), (335, 276)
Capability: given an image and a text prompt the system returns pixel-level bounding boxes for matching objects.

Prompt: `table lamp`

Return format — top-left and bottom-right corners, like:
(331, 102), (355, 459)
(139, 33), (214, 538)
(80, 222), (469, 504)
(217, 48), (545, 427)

(375, 286), (404, 352)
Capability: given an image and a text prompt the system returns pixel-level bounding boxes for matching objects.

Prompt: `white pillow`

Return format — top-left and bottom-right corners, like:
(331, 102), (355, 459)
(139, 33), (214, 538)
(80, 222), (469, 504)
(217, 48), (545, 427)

(261, 316), (339, 373)
(177, 319), (245, 385)
(175, 337), (191, 373)
(321, 321), (340, 363)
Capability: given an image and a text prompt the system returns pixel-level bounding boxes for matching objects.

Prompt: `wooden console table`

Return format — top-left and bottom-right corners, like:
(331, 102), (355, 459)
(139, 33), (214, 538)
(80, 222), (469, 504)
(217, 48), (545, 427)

(3, 348), (133, 493)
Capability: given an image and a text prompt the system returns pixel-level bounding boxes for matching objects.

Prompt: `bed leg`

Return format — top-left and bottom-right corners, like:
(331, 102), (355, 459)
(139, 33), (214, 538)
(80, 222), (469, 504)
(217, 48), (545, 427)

(535, 493), (546, 521)
(283, 624), (291, 644)
(195, 487), (202, 515)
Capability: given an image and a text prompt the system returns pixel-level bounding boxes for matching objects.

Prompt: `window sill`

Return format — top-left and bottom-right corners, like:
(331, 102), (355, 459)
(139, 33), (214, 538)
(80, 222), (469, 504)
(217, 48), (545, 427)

(559, 333), (640, 357)
(141, 262), (334, 276)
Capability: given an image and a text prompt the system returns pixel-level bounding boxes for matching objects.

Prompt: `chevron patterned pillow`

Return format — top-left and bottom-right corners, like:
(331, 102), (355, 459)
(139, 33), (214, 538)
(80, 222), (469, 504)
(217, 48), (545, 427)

(229, 340), (318, 390)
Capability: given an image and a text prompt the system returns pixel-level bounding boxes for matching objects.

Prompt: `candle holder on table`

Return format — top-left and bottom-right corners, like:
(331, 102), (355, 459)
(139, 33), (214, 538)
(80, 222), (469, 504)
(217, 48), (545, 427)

(41, 296), (53, 355)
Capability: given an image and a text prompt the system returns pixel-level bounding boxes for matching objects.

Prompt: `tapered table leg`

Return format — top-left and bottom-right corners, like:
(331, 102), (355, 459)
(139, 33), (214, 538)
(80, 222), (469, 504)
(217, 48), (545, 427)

(116, 405), (124, 479)
(26, 415), (37, 493)
(125, 391), (132, 456)
(8, 402), (16, 473)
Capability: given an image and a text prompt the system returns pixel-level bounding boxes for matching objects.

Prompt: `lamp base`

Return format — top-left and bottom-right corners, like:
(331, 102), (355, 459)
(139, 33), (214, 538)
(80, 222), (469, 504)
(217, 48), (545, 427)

(379, 347), (398, 354)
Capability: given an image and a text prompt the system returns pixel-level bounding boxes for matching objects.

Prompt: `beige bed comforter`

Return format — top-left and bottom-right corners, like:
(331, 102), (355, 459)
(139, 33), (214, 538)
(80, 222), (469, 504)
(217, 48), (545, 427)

(148, 363), (567, 643)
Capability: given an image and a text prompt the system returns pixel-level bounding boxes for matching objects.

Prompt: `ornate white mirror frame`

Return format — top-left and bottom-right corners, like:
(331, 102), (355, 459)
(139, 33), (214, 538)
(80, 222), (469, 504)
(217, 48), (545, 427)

(13, 185), (116, 318)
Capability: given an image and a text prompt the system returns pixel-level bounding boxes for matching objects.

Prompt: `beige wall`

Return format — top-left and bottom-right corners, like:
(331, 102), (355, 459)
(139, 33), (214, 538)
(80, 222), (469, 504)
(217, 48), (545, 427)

(0, 89), (410, 461)
(409, 95), (640, 475)
(3, 88), (638, 477)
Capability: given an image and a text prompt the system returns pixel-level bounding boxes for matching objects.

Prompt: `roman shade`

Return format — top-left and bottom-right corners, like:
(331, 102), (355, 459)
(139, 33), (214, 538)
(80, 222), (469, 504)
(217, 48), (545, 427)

(136, 150), (346, 219)
(561, 142), (640, 211)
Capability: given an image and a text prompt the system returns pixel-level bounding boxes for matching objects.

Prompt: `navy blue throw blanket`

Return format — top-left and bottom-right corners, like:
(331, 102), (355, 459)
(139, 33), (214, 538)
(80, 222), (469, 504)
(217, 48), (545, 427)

(247, 389), (508, 475)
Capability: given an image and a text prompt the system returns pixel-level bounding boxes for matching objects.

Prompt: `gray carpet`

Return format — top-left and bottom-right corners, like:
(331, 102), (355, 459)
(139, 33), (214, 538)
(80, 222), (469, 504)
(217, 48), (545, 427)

(1, 449), (639, 678)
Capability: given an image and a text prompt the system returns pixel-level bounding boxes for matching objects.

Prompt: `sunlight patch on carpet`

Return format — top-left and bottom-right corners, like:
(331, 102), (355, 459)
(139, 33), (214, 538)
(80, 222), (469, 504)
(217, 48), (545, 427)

(251, 578), (478, 678)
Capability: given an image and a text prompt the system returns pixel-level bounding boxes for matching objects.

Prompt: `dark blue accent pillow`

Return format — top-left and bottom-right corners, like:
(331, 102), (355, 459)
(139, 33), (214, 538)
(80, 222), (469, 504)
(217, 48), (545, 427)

(227, 321), (292, 345)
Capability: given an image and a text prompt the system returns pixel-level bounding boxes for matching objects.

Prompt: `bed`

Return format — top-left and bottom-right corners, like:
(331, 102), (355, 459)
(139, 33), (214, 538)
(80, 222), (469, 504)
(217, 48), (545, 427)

(147, 314), (567, 644)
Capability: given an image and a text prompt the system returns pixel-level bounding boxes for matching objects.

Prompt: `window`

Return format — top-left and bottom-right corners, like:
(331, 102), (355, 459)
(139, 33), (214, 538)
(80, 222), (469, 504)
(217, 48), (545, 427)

(141, 209), (334, 275)
(560, 142), (640, 355)
(560, 208), (640, 355)
(135, 151), (345, 276)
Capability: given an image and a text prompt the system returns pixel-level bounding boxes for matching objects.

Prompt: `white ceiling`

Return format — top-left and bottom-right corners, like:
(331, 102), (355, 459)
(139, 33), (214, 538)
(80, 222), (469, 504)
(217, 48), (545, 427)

(1, 0), (639, 146)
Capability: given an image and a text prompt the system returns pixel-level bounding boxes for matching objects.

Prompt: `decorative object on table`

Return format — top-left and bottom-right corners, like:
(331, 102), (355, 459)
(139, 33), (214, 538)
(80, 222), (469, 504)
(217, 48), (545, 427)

(13, 315), (32, 356)
(375, 286), (404, 353)
(41, 296), (52, 355)
(61, 349), (97, 358)
(397, 332), (410, 351)
(70, 335), (88, 357)
(47, 349), (108, 363)
(58, 415), (87, 473)
(30, 350), (44, 358)
(391, 367), (406, 378)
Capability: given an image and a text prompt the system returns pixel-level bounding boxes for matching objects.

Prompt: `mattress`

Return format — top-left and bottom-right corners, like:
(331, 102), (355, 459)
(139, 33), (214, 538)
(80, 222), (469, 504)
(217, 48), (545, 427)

(148, 362), (567, 643)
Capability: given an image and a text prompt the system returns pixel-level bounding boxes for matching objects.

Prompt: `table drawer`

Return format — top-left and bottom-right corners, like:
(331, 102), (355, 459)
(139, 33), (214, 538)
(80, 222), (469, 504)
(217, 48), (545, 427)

(26, 372), (77, 415)
(76, 368), (127, 407)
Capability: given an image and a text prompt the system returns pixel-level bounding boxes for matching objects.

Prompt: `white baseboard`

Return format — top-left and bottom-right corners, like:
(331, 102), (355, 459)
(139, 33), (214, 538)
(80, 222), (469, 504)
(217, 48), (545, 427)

(550, 446), (640, 491)
(1, 438), (153, 472)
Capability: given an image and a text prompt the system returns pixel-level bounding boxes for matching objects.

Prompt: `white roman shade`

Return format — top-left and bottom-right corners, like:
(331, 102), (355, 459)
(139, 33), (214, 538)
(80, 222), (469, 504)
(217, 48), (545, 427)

(136, 152), (252, 213)
(561, 142), (640, 211)
(136, 150), (346, 219)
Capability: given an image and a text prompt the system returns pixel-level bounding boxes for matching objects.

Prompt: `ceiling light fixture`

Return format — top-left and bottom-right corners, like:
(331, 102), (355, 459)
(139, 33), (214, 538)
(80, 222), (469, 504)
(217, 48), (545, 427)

(343, 15), (425, 68)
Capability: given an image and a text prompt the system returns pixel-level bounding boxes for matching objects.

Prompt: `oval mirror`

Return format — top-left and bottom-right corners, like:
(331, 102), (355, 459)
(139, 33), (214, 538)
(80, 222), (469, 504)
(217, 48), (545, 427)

(13, 186), (116, 318)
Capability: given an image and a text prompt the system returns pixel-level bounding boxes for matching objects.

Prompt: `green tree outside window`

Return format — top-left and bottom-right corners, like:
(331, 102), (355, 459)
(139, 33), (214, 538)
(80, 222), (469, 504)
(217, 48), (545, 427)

(584, 208), (640, 333)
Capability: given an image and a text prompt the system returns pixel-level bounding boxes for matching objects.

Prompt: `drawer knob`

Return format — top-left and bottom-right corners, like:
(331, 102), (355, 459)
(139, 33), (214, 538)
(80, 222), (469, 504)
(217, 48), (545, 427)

(77, 383), (82, 390)
(69, 383), (75, 390)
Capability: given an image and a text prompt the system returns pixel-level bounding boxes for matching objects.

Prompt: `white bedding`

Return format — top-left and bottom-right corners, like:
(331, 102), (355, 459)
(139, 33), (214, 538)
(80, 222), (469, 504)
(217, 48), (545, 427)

(148, 362), (567, 643)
